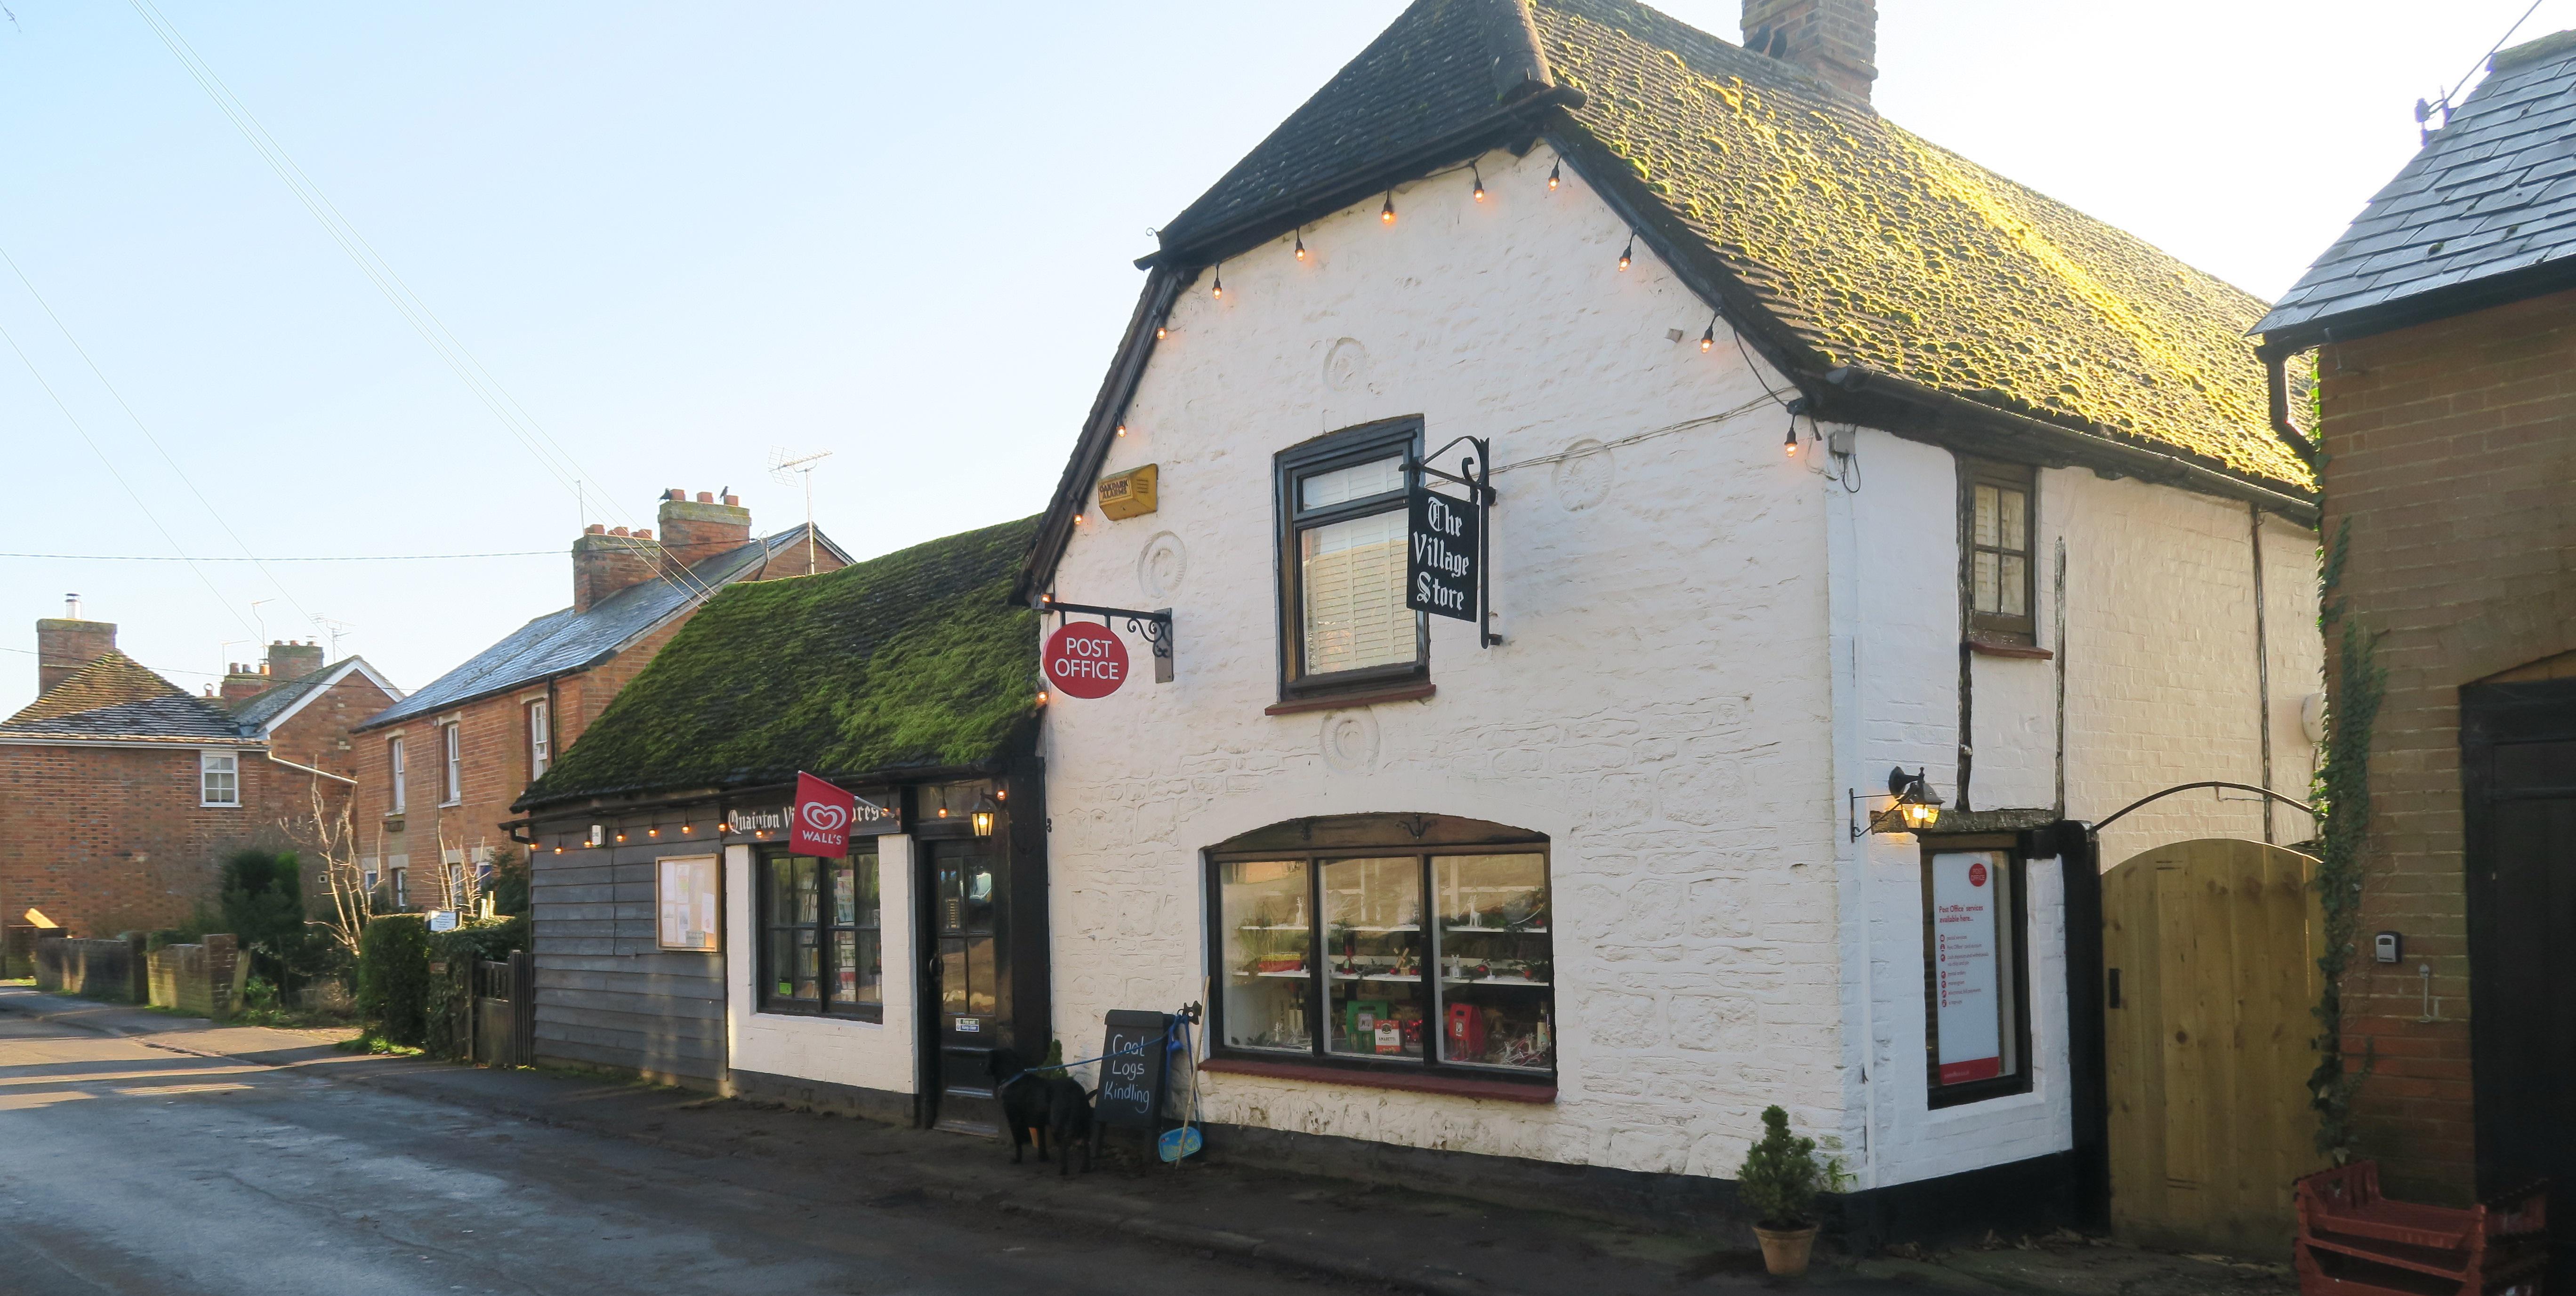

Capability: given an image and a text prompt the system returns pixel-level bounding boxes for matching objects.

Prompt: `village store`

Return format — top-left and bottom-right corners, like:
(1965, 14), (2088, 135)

(507, 519), (1048, 1131)
(1021, 0), (2325, 1245)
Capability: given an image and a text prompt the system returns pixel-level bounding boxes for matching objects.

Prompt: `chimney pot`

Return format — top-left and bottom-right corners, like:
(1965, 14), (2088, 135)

(665, 488), (686, 501)
(634, 529), (652, 540)
(1742, 0), (1877, 101)
(64, 593), (81, 620)
(696, 491), (714, 504)
(585, 523), (606, 535)
(722, 494), (740, 506)
(610, 526), (630, 537)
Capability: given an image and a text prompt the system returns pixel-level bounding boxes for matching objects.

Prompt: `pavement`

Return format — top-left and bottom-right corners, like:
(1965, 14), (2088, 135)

(0, 985), (2294, 1296)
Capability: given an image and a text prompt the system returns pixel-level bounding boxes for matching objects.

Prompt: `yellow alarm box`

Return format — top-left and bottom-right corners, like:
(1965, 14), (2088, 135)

(1096, 463), (1159, 520)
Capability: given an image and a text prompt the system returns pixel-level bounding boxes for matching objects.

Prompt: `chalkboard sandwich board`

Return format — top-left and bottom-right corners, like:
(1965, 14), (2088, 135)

(1095, 1009), (1172, 1130)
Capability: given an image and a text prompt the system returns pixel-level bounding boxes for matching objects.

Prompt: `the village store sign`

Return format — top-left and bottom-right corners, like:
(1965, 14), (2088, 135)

(1406, 438), (1498, 648)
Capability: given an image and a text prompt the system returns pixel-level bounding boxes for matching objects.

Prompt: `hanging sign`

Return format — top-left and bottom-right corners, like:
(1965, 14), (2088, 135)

(733, 792), (895, 839)
(1931, 851), (2003, 1085)
(1044, 621), (1130, 699)
(1407, 485), (1479, 621)
(793, 772), (855, 857)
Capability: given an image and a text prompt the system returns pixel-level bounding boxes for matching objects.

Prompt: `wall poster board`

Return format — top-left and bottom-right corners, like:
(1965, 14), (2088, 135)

(1927, 849), (2019, 1090)
(658, 855), (720, 952)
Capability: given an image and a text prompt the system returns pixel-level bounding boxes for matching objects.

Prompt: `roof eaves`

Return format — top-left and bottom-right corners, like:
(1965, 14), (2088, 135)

(1015, 265), (1191, 604)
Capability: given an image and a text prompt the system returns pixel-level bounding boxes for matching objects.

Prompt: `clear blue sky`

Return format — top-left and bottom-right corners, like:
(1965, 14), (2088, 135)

(3, 0), (2561, 718)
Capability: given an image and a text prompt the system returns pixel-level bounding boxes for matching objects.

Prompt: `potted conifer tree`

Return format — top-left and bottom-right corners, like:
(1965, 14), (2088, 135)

(1737, 1104), (1849, 1277)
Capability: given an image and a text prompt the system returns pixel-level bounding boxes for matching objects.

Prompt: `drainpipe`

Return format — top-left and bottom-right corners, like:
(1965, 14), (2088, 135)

(2260, 345), (2320, 470)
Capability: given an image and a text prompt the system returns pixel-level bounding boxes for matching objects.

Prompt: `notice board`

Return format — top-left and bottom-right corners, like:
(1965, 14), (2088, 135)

(1930, 851), (2004, 1085)
(1094, 1009), (1172, 1130)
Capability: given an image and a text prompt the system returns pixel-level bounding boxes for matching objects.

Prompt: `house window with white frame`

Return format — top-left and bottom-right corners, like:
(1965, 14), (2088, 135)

(527, 698), (551, 778)
(1275, 418), (1427, 699)
(387, 736), (407, 814)
(440, 721), (462, 806)
(200, 750), (240, 807)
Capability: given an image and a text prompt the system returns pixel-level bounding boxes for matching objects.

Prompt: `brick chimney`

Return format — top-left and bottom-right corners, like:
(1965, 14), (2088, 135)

(573, 523), (664, 614)
(221, 661), (271, 704)
(1744, 0), (1878, 101)
(266, 639), (324, 682)
(656, 488), (753, 575)
(34, 594), (115, 695)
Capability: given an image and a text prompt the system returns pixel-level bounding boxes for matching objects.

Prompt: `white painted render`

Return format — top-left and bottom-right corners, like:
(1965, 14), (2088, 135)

(720, 838), (918, 1096)
(1040, 143), (2320, 1192)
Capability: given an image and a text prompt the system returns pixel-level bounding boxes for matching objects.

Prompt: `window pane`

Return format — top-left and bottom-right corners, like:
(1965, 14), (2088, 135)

(1302, 511), (1411, 674)
(1300, 456), (1403, 510)
(835, 930), (881, 1009)
(1973, 552), (2000, 614)
(1323, 857), (1425, 1060)
(965, 935), (997, 1015)
(2000, 555), (2027, 617)
(941, 942), (967, 1010)
(832, 861), (859, 925)
(1433, 854), (1554, 1072)
(773, 928), (820, 1004)
(1221, 860), (1312, 1054)
(1973, 484), (1999, 549)
(769, 857), (819, 927)
(1999, 488), (2027, 552)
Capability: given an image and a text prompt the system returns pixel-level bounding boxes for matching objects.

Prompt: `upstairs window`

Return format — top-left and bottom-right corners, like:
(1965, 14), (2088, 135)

(527, 699), (552, 778)
(387, 737), (407, 814)
(1965, 460), (2037, 646)
(200, 750), (240, 807)
(1276, 419), (1425, 698)
(440, 722), (462, 806)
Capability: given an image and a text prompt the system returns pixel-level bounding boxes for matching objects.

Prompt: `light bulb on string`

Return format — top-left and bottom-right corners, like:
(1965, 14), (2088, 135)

(1294, 229), (1306, 260)
(1155, 324), (1168, 341)
(1547, 160), (1561, 190)
(1471, 166), (1486, 202)
(1618, 232), (1635, 272)
(1784, 423), (1800, 456)
(1115, 423), (1127, 437)
(1211, 265), (1223, 299)
(1381, 192), (1396, 224)
(1700, 314), (1717, 352)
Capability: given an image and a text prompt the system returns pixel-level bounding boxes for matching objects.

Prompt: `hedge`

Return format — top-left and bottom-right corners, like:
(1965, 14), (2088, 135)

(354, 914), (430, 1047)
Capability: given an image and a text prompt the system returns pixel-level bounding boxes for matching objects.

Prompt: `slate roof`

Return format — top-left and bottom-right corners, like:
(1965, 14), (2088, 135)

(226, 658), (378, 732)
(2256, 31), (2576, 343)
(1147, 0), (2310, 489)
(0, 651), (251, 744)
(361, 526), (835, 732)
(516, 518), (1039, 811)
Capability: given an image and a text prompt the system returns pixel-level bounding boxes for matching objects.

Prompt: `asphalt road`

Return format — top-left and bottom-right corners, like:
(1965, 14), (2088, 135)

(0, 1013), (1344, 1296)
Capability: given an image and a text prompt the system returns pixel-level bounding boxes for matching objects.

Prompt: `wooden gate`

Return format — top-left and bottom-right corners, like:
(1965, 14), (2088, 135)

(2102, 839), (2325, 1258)
(471, 951), (535, 1069)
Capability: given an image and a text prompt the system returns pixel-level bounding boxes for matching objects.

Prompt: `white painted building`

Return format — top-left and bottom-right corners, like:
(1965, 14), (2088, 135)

(1019, 0), (2321, 1234)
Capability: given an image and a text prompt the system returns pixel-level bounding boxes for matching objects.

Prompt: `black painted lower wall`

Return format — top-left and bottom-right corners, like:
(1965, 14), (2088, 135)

(726, 1066), (915, 1127)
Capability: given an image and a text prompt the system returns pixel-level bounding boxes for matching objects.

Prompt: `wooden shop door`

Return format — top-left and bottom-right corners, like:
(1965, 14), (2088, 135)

(2102, 838), (2325, 1258)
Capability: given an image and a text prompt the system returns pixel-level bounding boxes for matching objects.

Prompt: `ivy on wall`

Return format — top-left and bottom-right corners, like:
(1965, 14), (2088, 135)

(2310, 519), (2382, 1162)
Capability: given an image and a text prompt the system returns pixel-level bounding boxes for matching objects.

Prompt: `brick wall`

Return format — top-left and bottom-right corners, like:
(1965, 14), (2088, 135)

(0, 743), (290, 941)
(2317, 285), (2576, 1201)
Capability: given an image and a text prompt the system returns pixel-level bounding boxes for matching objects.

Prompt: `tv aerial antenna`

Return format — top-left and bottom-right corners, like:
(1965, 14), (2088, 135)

(768, 447), (833, 575)
(313, 616), (356, 658)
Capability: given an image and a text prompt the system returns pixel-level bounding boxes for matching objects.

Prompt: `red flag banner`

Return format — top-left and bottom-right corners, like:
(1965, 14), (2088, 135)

(793, 771), (855, 857)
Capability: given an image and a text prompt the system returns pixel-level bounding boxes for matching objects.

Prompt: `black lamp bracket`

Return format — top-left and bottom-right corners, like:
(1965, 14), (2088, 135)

(1848, 766), (1937, 840)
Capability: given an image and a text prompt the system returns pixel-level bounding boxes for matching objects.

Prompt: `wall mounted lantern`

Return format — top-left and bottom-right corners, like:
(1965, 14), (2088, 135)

(969, 790), (1002, 838)
(1849, 767), (1945, 840)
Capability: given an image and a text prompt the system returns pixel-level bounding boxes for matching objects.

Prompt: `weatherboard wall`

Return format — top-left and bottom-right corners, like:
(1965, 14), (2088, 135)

(531, 839), (726, 1086)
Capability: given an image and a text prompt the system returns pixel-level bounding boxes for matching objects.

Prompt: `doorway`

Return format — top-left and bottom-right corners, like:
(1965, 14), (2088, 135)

(2101, 838), (2325, 1257)
(2461, 676), (2576, 1275)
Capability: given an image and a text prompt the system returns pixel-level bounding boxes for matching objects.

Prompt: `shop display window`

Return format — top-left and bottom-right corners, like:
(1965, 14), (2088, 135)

(759, 847), (881, 1020)
(1212, 847), (1553, 1079)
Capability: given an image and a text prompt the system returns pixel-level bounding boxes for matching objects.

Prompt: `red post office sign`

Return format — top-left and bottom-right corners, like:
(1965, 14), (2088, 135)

(1044, 622), (1130, 699)
(793, 771), (855, 857)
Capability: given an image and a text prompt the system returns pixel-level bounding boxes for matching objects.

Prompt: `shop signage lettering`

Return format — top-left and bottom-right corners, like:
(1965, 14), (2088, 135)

(1406, 485), (1479, 622)
(1094, 1009), (1172, 1130)
(1044, 621), (1130, 699)
(726, 807), (788, 834)
(732, 790), (896, 841)
(1931, 851), (2003, 1085)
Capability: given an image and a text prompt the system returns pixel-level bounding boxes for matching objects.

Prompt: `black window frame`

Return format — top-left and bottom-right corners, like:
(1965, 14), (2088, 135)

(1961, 458), (2039, 647)
(1205, 844), (1556, 1086)
(1920, 835), (2035, 1108)
(1274, 417), (1429, 701)
(755, 843), (884, 1023)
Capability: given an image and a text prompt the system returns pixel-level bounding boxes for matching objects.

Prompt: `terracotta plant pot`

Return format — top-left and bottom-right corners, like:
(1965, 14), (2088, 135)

(1753, 1224), (1818, 1277)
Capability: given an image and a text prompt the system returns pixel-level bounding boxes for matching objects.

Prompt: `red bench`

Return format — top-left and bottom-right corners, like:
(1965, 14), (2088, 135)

(2294, 1161), (2549, 1296)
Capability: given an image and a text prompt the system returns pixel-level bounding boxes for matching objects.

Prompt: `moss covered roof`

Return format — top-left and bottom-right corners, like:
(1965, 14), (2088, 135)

(516, 518), (1040, 810)
(1149, 0), (2310, 491)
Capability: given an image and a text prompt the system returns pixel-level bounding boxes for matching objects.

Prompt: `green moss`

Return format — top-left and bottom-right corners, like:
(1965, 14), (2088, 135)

(523, 518), (1040, 806)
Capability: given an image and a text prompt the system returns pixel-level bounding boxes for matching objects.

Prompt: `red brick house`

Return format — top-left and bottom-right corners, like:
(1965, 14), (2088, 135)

(2252, 26), (2576, 1257)
(0, 599), (401, 968)
(347, 491), (845, 908)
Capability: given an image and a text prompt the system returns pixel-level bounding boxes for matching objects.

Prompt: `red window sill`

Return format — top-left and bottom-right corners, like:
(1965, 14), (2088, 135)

(1199, 1056), (1554, 1104)
(1264, 682), (1436, 716)
(1966, 639), (2053, 660)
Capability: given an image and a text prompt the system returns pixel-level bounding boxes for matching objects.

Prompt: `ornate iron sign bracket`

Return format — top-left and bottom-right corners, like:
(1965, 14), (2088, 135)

(1038, 595), (1175, 683)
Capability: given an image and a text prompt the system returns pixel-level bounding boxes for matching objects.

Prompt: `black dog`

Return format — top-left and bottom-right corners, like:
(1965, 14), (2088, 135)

(988, 1047), (1095, 1176)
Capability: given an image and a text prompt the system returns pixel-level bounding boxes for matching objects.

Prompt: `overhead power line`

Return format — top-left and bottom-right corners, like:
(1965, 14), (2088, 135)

(0, 550), (558, 562)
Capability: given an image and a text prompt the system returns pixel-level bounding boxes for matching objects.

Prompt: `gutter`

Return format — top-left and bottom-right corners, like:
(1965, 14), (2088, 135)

(2256, 344), (2320, 470)
(266, 752), (357, 786)
(1821, 366), (2321, 527)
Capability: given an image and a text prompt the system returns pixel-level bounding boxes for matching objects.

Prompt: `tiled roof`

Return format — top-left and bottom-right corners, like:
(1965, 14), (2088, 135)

(361, 526), (835, 732)
(226, 658), (352, 730)
(1150, 0), (2310, 489)
(2256, 30), (2576, 341)
(518, 518), (1039, 810)
(0, 651), (250, 744)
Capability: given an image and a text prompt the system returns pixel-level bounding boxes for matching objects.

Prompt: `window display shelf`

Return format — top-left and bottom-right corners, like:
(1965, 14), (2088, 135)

(1337, 924), (1421, 934)
(1442, 976), (1550, 987)
(1329, 972), (1423, 983)
(1240, 969), (1312, 979)
(1443, 926), (1546, 935)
